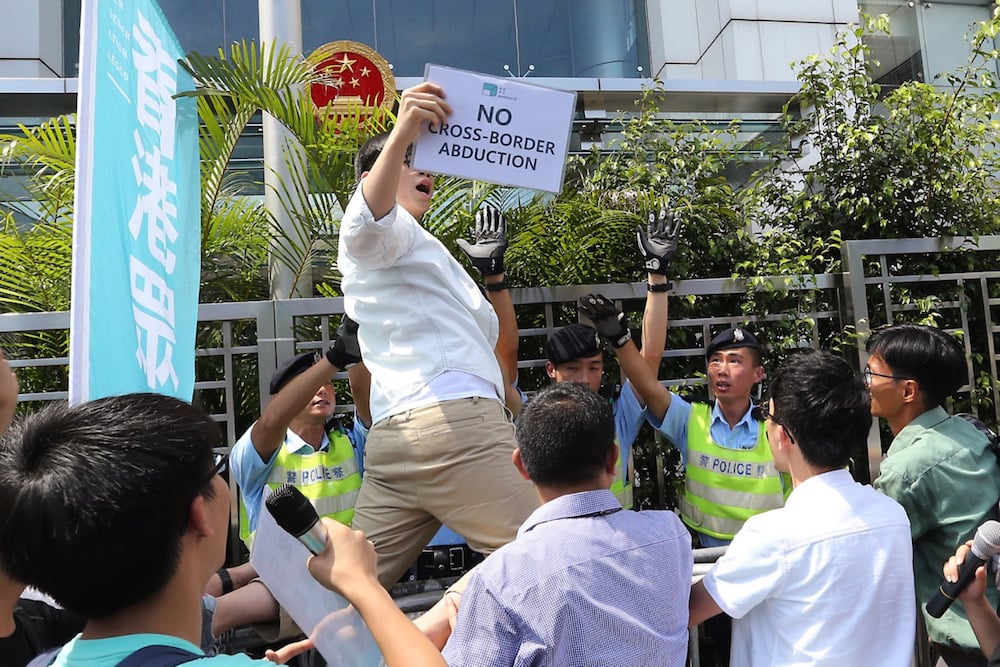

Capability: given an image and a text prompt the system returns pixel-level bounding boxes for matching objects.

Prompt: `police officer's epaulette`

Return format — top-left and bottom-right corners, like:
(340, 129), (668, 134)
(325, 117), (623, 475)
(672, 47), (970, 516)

(598, 382), (621, 402)
(323, 415), (350, 434)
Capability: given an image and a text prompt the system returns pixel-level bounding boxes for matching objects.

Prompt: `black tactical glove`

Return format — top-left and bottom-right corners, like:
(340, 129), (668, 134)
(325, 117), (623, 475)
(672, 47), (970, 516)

(326, 315), (362, 369)
(578, 294), (631, 348)
(637, 200), (682, 276)
(456, 205), (508, 278)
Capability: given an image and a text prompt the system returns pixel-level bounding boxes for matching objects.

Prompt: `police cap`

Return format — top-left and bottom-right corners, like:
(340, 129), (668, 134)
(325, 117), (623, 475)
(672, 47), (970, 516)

(546, 323), (602, 365)
(269, 351), (318, 395)
(705, 327), (762, 359)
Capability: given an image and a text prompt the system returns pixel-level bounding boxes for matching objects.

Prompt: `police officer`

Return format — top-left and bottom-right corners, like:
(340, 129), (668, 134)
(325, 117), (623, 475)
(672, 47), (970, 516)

(578, 303), (789, 548)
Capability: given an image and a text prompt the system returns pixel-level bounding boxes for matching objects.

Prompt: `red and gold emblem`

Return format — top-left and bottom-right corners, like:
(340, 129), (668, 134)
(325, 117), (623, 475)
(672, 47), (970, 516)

(310, 40), (395, 117)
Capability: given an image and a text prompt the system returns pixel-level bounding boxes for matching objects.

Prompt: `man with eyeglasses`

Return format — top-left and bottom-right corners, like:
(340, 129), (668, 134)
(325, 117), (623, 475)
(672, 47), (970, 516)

(869, 324), (1000, 667)
(688, 350), (915, 667)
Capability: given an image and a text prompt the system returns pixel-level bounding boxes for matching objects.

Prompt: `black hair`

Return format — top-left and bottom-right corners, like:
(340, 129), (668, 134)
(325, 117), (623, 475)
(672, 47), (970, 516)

(515, 382), (614, 487)
(354, 131), (390, 180)
(865, 324), (967, 409)
(0, 393), (222, 618)
(768, 350), (870, 470)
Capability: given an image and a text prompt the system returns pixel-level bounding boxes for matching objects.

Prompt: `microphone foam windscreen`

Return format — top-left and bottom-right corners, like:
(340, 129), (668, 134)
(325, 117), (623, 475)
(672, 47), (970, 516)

(265, 483), (316, 536)
(972, 520), (1000, 559)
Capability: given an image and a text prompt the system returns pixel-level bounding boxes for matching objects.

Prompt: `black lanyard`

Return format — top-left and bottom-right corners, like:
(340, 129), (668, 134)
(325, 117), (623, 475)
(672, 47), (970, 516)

(526, 506), (623, 532)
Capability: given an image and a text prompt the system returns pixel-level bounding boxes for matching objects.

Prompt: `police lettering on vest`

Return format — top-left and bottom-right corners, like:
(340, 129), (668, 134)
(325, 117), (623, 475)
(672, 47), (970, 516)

(239, 428), (361, 549)
(704, 456), (773, 478)
(680, 403), (788, 541)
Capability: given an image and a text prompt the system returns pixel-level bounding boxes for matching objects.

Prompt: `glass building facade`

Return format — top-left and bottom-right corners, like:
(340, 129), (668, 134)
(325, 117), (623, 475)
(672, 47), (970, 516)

(145, 0), (649, 80)
(860, 1), (998, 88)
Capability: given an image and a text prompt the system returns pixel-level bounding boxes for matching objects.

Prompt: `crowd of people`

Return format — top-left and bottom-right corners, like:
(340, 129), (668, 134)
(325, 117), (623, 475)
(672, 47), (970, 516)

(3, 81), (1000, 667)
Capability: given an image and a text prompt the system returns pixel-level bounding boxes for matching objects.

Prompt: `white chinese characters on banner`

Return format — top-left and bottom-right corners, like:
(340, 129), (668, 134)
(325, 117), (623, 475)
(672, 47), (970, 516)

(71, 0), (198, 403)
(128, 10), (181, 392)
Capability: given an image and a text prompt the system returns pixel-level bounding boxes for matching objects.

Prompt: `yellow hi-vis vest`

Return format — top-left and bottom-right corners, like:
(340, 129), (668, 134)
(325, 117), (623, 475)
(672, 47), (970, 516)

(610, 441), (633, 509)
(680, 403), (788, 540)
(239, 429), (361, 549)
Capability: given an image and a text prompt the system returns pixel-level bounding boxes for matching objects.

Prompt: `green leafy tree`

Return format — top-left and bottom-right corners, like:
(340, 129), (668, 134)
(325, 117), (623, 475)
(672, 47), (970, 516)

(744, 13), (1000, 259)
(577, 84), (756, 282)
(739, 11), (1000, 426)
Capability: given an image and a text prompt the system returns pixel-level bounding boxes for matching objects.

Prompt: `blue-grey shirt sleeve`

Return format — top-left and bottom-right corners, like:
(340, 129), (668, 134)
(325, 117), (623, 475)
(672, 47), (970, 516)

(646, 391), (691, 464)
(442, 573), (522, 667)
(230, 424), (279, 535)
(347, 413), (368, 476)
(613, 382), (645, 461)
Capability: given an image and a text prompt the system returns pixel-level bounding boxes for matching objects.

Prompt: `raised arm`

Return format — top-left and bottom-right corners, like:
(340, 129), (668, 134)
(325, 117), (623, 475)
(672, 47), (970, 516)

(308, 519), (447, 667)
(637, 201), (682, 374)
(336, 315), (373, 429)
(361, 82), (450, 220)
(348, 362), (372, 429)
(579, 294), (673, 420)
(251, 323), (362, 462)
(457, 205), (522, 415)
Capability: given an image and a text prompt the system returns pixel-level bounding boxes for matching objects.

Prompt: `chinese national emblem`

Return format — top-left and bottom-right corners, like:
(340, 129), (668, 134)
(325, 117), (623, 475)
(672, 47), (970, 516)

(310, 40), (395, 119)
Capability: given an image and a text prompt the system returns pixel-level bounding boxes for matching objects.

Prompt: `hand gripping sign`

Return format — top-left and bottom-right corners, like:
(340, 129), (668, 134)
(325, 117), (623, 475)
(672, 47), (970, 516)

(411, 64), (577, 193)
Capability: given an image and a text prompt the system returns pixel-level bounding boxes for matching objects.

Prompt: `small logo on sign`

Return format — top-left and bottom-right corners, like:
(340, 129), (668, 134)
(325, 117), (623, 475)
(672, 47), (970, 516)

(482, 83), (498, 96)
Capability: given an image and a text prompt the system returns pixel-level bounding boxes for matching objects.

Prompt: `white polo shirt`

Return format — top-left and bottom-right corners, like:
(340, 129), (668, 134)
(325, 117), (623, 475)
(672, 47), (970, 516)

(702, 469), (915, 667)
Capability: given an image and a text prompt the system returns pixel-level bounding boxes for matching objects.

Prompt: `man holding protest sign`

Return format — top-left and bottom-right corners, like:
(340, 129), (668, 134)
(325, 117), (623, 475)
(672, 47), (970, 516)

(338, 82), (539, 589)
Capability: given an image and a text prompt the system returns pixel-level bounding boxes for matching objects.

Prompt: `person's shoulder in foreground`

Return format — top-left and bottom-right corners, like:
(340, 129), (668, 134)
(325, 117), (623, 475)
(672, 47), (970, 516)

(0, 393), (269, 666)
(0, 393), (445, 667)
(690, 350), (914, 667)
(442, 382), (693, 667)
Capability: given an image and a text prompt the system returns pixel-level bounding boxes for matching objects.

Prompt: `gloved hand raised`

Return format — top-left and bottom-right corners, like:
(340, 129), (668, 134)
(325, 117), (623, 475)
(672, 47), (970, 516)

(325, 315), (362, 369)
(578, 294), (631, 349)
(456, 205), (508, 278)
(637, 200), (682, 276)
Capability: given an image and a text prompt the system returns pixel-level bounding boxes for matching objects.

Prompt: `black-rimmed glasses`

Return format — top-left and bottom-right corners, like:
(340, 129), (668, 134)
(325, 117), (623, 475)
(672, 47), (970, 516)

(211, 451), (229, 477)
(752, 404), (795, 443)
(863, 366), (912, 385)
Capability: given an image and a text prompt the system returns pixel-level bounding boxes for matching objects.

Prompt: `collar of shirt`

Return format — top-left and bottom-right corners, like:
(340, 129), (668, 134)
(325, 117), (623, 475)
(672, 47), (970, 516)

(518, 489), (621, 537)
(889, 406), (951, 454)
(283, 428), (330, 455)
(710, 401), (758, 450)
(783, 468), (854, 509)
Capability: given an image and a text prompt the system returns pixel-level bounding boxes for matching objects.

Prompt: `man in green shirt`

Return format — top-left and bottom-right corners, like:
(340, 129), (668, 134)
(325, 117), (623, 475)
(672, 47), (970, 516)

(870, 324), (1000, 667)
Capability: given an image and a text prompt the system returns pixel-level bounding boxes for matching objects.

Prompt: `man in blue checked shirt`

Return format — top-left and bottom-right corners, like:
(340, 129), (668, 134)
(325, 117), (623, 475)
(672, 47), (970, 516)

(441, 382), (693, 667)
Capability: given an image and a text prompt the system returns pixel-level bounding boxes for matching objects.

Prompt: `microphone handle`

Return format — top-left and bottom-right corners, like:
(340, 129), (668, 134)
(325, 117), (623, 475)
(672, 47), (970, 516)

(927, 554), (987, 618)
(297, 520), (329, 556)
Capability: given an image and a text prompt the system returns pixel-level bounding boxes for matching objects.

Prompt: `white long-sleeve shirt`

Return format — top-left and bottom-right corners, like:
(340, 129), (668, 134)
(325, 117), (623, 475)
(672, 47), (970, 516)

(338, 184), (503, 425)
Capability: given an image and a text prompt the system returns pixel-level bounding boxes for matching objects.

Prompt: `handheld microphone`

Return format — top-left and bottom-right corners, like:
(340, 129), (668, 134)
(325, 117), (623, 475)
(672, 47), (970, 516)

(927, 520), (1000, 618)
(265, 484), (328, 556)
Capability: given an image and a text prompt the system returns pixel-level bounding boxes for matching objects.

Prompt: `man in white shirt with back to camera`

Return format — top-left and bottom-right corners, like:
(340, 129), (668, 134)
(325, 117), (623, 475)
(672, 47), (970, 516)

(338, 82), (539, 589)
(688, 350), (916, 667)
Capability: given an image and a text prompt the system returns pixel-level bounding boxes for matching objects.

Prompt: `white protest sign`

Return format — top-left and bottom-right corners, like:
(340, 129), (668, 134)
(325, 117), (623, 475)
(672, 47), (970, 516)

(411, 64), (577, 193)
(252, 500), (383, 666)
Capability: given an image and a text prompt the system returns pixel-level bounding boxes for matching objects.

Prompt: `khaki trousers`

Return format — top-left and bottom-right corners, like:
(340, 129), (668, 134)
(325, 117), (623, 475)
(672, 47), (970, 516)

(352, 396), (539, 589)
